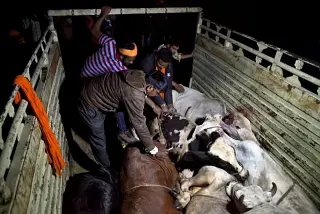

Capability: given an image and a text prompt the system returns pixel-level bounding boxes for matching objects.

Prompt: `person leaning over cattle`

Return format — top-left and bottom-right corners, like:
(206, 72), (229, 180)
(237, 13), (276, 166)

(81, 6), (139, 144)
(157, 37), (193, 62)
(78, 69), (161, 169)
(141, 48), (175, 113)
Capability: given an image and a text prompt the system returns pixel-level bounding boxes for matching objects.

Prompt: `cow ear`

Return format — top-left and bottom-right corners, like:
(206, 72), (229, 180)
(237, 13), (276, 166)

(205, 114), (213, 120)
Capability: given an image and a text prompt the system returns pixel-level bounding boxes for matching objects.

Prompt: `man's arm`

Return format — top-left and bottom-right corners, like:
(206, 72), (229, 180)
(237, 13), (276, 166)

(91, 6), (111, 40)
(145, 97), (162, 116)
(152, 94), (166, 106)
(123, 92), (155, 152)
(141, 54), (166, 106)
(164, 64), (173, 105)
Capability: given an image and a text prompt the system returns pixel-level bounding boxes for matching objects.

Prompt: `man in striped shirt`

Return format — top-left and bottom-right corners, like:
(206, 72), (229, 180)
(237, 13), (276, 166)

(81, 6), (139, 144)
(81, 6), (137, 78)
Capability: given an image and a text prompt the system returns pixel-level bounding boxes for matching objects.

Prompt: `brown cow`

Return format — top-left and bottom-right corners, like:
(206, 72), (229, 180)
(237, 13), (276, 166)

(120, 141), (181, 214)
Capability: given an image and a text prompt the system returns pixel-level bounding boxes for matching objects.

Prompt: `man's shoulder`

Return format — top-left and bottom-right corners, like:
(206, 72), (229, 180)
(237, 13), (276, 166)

(99, 34), (115, 45)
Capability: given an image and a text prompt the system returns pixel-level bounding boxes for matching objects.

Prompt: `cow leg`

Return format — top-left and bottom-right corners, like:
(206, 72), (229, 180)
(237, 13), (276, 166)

(157, 117), (166, 145)
(209, 138), (248, 181)
(148, 116), (159, 138)
(180, 168), (216, 192)
(180, 169), (194, 179)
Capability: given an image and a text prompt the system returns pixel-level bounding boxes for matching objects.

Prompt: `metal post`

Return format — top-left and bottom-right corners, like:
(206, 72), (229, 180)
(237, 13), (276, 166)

(48, 16), (58, 43)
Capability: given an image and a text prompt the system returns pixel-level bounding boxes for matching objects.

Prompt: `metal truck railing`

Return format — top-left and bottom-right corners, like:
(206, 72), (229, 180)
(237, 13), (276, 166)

(193, 15), (320, 208)
(0, 7), (202, 213)
(0, 18), (70, 213)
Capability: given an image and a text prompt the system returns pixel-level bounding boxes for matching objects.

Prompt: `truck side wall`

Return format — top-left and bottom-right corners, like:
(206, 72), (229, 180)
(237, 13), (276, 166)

(192, 18), (320, 207)
(0, 29), (70, 214)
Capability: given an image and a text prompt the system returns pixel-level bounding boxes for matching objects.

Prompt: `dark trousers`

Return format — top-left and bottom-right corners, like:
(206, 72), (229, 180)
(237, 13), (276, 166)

(116, 111), (128, 133)
(78, 100), (111, 168)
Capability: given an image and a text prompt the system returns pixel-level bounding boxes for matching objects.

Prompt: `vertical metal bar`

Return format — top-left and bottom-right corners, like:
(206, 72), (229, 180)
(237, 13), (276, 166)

(196, 12), (203, 34)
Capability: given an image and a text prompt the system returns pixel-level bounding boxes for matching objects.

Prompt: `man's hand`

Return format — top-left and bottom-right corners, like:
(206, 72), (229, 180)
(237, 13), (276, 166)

(149, 146), (158, 155)
(167, 104), (176, 113)
(101, 6), (112, 17)
(161, 104), (169, 113)
(152, 105), (162, 116)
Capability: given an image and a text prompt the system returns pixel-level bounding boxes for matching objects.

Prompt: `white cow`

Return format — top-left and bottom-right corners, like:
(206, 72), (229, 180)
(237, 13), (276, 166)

(179, 114), (319, 214)
(176, 166), (286, 214)
(172, 84), (227, 124)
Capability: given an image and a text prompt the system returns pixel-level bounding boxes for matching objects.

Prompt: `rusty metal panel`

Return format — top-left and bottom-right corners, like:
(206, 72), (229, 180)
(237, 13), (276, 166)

(193, 20), (320, 208)
(0, 24), (70, 213)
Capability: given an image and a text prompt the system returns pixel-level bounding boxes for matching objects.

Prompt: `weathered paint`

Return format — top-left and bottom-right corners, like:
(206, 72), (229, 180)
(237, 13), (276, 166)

(193, 19), (320, 208)
(0, 26), (70, 213)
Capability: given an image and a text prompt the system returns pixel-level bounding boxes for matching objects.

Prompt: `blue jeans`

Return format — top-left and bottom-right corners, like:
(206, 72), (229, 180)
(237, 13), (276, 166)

(117, 111), (128, 133)
(78, 100), (110, 168)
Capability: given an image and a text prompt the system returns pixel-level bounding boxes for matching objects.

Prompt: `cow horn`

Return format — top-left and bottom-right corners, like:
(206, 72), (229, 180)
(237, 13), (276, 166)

(268, 182), (277, 197)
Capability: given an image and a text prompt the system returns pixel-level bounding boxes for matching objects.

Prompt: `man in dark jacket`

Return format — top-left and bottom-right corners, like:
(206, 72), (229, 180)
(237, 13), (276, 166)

(141, 48), (175, 113)
(78, 70), (159, 169)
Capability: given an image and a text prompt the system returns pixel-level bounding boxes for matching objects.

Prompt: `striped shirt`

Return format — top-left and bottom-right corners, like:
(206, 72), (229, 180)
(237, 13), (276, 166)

(81, 34), (127, 78)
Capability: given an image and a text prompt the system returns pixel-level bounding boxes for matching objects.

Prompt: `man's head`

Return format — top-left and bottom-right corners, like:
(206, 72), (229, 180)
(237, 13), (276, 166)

(156, 48), (172, 69)
(168, 38), (181, 55)
(118, 42), (137, 66)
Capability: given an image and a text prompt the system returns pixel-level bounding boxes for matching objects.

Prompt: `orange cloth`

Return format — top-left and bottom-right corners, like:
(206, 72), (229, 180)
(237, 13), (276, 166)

(14, 75), (65, 176)
(156, 66), (166, 100)
(119, 43), (138, 57)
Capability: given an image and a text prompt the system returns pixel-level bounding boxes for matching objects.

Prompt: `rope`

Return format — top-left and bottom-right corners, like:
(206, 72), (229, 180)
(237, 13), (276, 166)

(124, 183), (178, 196)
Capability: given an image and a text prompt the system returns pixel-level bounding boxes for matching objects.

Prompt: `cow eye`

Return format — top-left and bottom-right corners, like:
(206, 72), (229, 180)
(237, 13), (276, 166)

(235, 126), (240, 129)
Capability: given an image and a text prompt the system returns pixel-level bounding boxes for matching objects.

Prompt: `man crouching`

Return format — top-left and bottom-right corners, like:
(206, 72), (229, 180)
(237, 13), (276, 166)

(78, 70), (160, 169)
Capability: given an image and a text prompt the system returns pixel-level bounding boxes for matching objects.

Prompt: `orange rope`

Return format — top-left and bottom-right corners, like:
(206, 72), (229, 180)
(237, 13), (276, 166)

(14, 75), (65, 176)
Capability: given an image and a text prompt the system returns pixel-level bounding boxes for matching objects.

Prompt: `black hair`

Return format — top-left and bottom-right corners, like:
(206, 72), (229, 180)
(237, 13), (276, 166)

(157, 48), (172, 63)
(170, 38), (182, 47)
(117, 41), (135, 50)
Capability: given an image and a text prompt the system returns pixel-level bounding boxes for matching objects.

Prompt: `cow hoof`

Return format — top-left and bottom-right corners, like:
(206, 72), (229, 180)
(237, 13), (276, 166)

(176, 191), (191, 209)
(159, 138), (166, 145)
(180, 179), (191, 192)
(181, 169), (194, 179)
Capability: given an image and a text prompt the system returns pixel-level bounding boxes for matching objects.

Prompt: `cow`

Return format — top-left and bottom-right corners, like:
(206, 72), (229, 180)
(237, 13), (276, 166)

(172, 114), (248, 182)
(176, 114), (319, 214)
(221, 111), (258, 142)
(176, 165), (284, 214)
(120, 141), (181, 214)
(225, 181), (290, 214)
(62, 167), (119, 214)
(172, 84), (227, 124)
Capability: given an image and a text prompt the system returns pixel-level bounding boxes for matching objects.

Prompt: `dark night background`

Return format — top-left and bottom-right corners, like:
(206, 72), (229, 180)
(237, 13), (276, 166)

(0, 0), (319, 110)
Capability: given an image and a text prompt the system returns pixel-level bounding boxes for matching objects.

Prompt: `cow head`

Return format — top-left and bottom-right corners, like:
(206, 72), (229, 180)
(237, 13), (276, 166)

(226, 181), (277, 213)
(222, 112), (258, 142)
(160, 113), (196, 159)
(191, 114), (223, 139)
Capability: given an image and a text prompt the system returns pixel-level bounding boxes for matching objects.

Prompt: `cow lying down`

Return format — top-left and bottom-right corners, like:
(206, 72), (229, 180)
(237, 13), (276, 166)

(175, 165), (289, 214)
(172, 84), (227, 124)
(172, 114), (319, 214)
